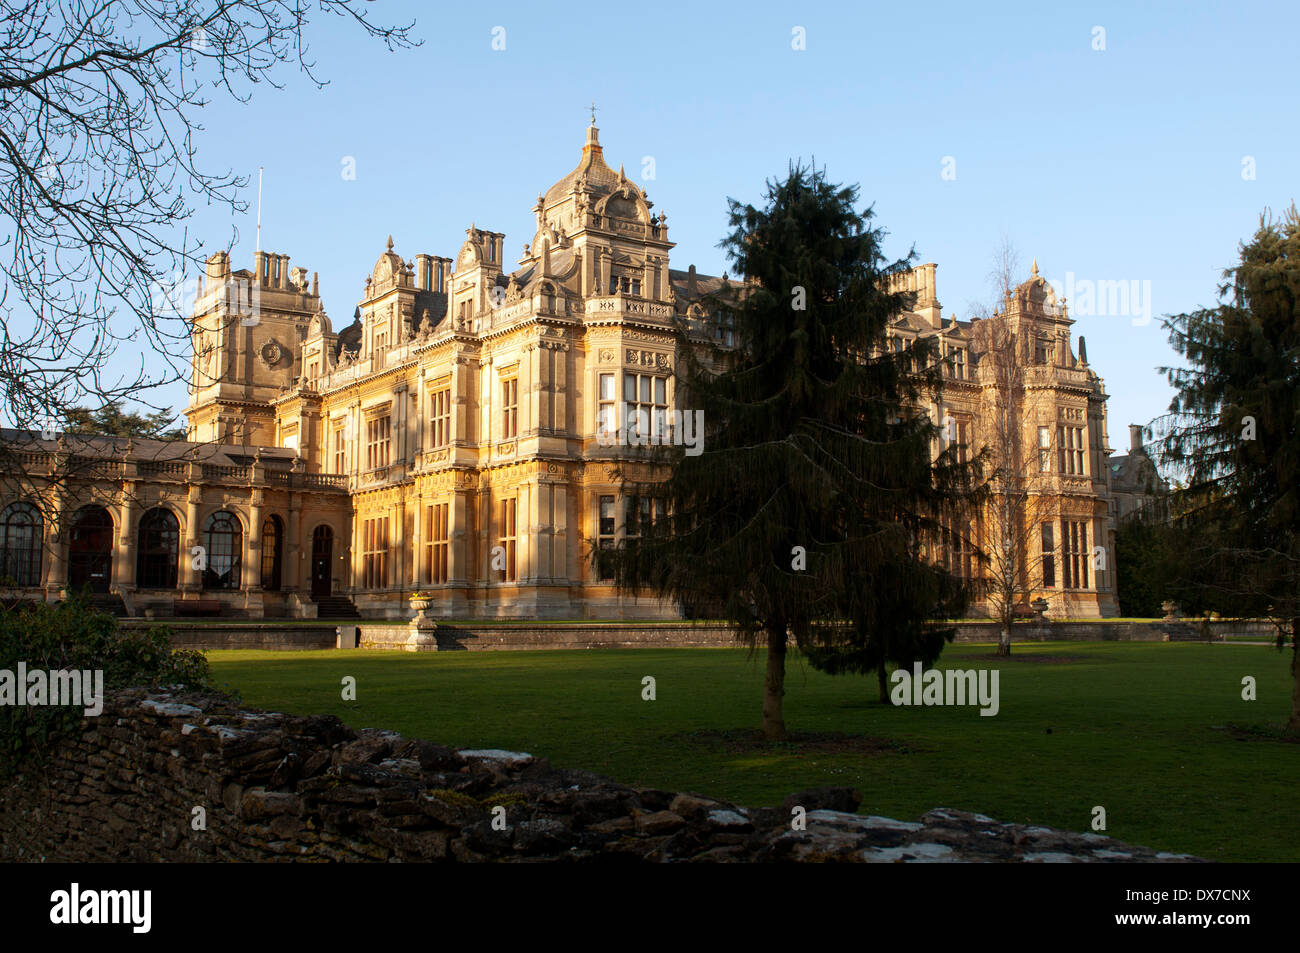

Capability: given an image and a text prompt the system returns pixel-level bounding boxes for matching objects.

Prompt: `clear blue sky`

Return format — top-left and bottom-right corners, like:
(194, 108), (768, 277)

(147, 0), (1298, 449)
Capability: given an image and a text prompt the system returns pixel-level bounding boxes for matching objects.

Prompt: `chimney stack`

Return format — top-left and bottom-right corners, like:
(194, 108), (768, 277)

(1130, 424), (1143, 453)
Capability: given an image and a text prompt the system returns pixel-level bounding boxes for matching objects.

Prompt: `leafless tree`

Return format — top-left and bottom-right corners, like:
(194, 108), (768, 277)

(0, 0), (417, 437)
(967, 238), (1056, 655)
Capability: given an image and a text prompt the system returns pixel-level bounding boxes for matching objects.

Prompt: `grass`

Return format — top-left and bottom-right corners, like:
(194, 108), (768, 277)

(204, 640), (1298, 862)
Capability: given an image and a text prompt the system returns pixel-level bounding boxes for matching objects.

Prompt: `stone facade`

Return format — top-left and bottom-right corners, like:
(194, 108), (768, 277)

(0, 122), (1161, 619)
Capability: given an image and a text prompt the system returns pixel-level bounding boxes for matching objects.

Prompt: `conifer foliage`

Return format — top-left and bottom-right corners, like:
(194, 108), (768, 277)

(1154, 205), (1300, 735)
(604, 163), (982, 738)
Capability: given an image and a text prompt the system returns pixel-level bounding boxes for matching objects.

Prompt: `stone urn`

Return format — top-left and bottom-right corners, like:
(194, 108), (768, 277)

(1161, 600), (1179, 622)
(406, 594), (437, 652)
(1030, 597), (1050, 624)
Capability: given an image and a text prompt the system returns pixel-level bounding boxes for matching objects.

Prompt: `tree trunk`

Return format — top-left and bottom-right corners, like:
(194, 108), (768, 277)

(763, 628), (788, 740)
(877, 662), (889, 704)
(1287, 619), (1300, 738)
(997, 626), (1011, 657)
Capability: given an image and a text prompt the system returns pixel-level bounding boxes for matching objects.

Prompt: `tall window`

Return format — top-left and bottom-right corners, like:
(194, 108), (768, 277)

(949, 418), (971, 465)
(715, 310), (736, 347)
(1061, 519), (1089, 589)
(597, 495), (616, 581)
(260, 515), (283, 590)
(362, 516), (389, 589)
(624, 373), (668, 442)
(332, 423), (347, 474)
(0, 502), (42, 587)
(430, 388), (451, 449)
(136, 508), (178, 589)
(1057, 425), (1085, 475)
(597, 373), (616, 438)
(625, 495), (666, 540)
(203, 511), (241, 590)
(498, 498), (517, 582)
(424, 503), (449, 584)
(949, 346), (966, 380)
(941, 520), (974, 580)
(502, 378), (518, 439)
(1041, 523), (1056, 588)
(1038, 427), (1051, 472)
(366, 415), (391, 470)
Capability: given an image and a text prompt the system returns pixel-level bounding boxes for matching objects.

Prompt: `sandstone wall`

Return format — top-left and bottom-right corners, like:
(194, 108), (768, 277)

(127, 618), (1280, 653)
(0, 689), (1202, 863)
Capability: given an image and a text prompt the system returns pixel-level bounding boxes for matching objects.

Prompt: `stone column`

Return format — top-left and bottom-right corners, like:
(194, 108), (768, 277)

(115, 482), (137, 590)
(554, 346), (567, 435)
(448, 485), (468, 587)
(181, 476), (202, 594)
(246, 491), (263, 591)
(552, 483), (568, 583)
(44, 486), (68, 600)
(527, 479), (548, 583)
(393, 493), (405, 591)
(413, 488), (425, 586)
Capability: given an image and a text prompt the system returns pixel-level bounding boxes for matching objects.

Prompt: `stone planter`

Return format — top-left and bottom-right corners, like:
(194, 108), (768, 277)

(1161, 600), (1179, 622)
(406, 596), (437, 652)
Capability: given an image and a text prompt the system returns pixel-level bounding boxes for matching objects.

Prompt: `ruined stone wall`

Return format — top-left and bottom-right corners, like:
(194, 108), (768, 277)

(0, 689), (1201, 863)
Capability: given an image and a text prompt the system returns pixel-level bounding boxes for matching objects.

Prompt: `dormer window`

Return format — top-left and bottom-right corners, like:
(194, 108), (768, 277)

(608, 275), (641, 296)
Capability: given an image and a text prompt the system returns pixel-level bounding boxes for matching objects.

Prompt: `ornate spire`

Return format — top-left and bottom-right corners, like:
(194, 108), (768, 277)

(1031, 258), (1039, 278)
(386, 235), (394, 251)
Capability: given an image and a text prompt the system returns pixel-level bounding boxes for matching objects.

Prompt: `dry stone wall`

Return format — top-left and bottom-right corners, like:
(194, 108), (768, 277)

(0, 689), (1204, 863)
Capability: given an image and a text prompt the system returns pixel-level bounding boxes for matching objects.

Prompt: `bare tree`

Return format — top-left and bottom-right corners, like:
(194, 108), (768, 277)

(0, 0), (417, 435)
(967, 239), (1056, 655)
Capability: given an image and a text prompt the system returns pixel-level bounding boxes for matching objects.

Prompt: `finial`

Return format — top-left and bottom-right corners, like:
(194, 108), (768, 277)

(589, 101), (597, 126)
(386, 235), (394, 251)
(1031, 258), (1039, 277)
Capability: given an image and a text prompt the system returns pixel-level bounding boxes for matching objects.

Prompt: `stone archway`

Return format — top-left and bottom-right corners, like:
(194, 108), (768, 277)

(68, 505), (113, 594)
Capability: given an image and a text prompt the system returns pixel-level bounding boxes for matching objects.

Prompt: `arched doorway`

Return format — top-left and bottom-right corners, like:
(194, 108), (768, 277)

(311, 525), (333, 599)
(68, 505), (113, 593)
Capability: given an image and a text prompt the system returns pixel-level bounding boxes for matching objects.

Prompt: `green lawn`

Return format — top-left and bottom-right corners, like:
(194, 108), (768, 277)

(205, 641), (1298, 862)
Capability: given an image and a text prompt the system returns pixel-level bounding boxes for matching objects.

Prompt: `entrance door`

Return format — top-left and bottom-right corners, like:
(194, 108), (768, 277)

(311, 525), (333, 599)
(68, 505), (113, 593)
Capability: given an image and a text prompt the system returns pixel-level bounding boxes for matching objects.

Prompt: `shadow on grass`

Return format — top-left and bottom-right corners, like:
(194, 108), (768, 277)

(671, 728), (919, 756)
(1216, 722), (1300, 744)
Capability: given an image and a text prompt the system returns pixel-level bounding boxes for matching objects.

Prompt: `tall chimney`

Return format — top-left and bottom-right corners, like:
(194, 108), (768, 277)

(1130, 424), (1143, 453)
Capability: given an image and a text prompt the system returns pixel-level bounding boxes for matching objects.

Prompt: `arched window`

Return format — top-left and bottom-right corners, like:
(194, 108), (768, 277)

(0, 502), (43, 587)
(203, 511), (242, 590)
(260, 515), (283, 591)
(136, 508), (179, 589)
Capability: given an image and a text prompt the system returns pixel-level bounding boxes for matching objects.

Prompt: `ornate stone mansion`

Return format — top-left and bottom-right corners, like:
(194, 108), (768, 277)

(0, 122), (1132, 619)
